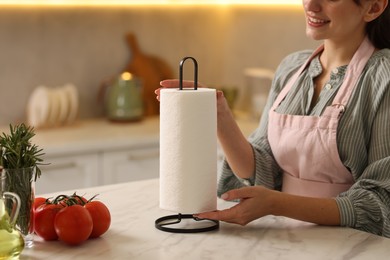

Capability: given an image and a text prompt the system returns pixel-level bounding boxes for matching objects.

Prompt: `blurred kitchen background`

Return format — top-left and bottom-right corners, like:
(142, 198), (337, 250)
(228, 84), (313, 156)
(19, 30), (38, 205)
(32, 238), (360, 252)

(0, 2), (319, 194)
(0, 2), (317, 125)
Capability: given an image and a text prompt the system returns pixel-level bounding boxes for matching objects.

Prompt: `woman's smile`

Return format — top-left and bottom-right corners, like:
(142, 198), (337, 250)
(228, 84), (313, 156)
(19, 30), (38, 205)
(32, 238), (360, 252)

(303, 0), (371, 42)
(307, 15), (331, 27)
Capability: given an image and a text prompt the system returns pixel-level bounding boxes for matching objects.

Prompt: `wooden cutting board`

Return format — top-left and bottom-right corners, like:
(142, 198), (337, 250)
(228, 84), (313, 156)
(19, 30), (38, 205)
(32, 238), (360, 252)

(124, 33), (174, 116)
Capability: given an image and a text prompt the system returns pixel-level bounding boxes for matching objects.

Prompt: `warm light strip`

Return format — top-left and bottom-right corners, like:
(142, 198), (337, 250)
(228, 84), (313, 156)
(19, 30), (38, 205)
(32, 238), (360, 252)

(0, 0), (302, 6)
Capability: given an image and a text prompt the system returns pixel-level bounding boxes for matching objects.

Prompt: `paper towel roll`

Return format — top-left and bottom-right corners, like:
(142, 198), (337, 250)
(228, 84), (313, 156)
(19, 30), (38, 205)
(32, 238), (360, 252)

(159, 88), (217, 214)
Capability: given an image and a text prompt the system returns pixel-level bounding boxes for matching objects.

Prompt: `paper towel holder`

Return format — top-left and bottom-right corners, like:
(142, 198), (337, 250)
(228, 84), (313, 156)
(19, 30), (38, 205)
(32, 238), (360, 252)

(155, 214), (219, 233)
(155, 56), (219, 233)
(179, 56), (198, 90)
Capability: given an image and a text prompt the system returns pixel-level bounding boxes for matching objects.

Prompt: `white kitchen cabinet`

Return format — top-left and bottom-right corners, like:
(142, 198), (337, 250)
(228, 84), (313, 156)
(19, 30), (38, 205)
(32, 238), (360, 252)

(36, 144), (160, 194)
(102, 145), (160, 184)
(36, 153), (101, 194)
(24, 118), (162, 195)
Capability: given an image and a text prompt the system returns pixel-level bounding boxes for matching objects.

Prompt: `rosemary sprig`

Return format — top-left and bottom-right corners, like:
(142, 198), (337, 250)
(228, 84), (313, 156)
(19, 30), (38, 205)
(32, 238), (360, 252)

(0, 123), (44, 180)
(0, 123), (45, 235)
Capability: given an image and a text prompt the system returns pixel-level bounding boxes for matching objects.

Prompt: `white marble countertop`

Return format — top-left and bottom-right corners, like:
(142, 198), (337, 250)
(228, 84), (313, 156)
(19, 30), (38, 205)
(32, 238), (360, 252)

(21, 178), (390, 260)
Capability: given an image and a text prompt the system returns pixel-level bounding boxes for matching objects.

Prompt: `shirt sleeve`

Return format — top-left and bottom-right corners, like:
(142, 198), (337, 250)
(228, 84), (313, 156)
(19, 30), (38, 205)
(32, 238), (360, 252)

(336, 158), (390, 236)
(335, 52), (390, 237)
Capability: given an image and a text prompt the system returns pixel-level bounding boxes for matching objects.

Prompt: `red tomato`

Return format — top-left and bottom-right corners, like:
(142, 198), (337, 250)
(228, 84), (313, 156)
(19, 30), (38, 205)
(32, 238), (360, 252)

(54, 205), (93, 245)
(33, 197), (47, 211)
(34, 203), (63, 240)
(84, 201), (111, 238)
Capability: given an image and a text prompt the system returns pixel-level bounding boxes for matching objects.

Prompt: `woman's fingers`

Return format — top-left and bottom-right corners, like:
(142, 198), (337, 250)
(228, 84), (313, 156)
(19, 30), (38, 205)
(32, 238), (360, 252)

(195, 204), (241, 223)
(156, 79), (209, 101)
(160, 79), (207, 88)
(160, 79), (180, 88)
(194, 186), (271, 226)
(193, 187), (257, 221)
(221, 187), (257, 201)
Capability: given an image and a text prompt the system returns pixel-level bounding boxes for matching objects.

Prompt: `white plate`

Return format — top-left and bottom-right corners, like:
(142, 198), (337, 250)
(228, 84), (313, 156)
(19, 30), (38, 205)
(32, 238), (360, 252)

(64, 83), (79, 124)
(56, 87), (69, 125)
(26, 86), (50, 128)
(47, 88), (61, 127)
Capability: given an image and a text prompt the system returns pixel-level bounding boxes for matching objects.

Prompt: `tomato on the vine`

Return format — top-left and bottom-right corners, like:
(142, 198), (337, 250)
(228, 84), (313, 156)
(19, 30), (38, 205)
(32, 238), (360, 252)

(54, 205), (93, 246)
(33, 192), (111, 245)
(58, 194), (88, 207)
(84, 201), (111, 238)
(34, 203), (63, 240)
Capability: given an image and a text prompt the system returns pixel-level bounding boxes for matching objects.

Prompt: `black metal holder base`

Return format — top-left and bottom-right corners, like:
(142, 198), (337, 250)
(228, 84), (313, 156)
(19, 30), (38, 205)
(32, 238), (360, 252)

(155, 213), (219, 233)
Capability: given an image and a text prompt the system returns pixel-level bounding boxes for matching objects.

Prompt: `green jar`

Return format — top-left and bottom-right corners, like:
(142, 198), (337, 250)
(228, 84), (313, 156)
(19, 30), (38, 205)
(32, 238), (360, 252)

(106, 72), (144, 122)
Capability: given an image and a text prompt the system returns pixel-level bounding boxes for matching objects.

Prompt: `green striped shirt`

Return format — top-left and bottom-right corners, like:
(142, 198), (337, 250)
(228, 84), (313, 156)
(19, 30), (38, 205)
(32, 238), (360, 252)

(218, 48), (390, 237)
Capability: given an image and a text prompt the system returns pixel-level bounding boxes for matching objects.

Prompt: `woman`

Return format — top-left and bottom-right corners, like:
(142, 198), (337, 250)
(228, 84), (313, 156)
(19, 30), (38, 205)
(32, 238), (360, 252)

(156, 0), (390, 237)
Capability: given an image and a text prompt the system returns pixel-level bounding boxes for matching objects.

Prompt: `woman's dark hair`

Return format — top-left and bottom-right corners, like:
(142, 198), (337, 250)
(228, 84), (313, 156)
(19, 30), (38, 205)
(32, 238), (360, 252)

(354, 0), (390, 49)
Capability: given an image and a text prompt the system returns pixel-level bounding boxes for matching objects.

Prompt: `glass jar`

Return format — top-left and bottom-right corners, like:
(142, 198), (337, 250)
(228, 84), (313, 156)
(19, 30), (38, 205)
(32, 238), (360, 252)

(106, 72), (144, 122)
(3, 166), (36, 248)
(0, 168), (24, 259)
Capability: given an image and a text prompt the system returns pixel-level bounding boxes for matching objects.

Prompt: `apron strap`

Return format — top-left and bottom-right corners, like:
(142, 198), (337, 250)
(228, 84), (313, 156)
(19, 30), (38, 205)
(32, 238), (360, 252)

(270, 45), (324, 111)
(271, 37), (375, 112)
(332, 37), (375, 107)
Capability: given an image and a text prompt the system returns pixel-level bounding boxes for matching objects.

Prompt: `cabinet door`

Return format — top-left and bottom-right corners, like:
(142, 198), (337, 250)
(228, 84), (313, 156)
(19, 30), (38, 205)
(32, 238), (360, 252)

(102, 146), (159, 184)
(36, 153), (101, 195)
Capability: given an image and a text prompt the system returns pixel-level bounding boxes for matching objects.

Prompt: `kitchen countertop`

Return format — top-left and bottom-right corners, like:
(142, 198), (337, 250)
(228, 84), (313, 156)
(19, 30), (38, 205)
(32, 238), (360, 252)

(21, 178), (390, 260)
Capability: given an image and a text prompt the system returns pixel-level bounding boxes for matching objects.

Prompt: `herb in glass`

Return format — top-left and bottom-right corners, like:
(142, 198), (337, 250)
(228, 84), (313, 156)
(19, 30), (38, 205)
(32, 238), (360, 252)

(0, 123), (45, 235)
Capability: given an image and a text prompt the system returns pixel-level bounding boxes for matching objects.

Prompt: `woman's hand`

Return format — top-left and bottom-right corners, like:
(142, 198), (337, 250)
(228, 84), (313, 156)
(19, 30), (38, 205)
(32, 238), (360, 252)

(195, 186), (342, 226)
(194, 186), (277, 226)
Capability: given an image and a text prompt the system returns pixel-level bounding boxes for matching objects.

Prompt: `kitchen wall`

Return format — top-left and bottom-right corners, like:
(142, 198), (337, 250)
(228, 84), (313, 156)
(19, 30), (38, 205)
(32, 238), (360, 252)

(0, 5), (317, 125)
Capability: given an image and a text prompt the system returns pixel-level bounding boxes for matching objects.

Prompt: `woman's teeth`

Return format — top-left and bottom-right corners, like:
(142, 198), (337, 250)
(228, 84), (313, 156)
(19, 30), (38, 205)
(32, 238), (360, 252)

(308, 17), (329, 24)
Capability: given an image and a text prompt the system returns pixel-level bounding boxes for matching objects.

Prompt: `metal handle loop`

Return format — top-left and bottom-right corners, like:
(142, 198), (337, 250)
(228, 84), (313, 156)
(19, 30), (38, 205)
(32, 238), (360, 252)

(179, 56), (198, 90)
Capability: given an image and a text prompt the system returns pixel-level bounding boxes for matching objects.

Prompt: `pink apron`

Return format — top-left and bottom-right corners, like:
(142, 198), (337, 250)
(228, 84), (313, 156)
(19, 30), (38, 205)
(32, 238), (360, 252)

(268, 37), (375, 198)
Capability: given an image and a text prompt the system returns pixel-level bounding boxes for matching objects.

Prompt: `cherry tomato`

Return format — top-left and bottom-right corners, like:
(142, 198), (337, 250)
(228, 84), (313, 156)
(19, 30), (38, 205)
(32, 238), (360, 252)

(84, 201), (111, 238)
(34, 203), (63, 240)
(54, 205), (93, 245)
(33, 197), (47, 211)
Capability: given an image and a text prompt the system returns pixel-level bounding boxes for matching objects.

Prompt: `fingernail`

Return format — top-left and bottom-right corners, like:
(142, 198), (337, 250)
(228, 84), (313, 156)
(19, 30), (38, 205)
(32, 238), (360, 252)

(193, 214), (203, 220)
(221, 193), (228, 200)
